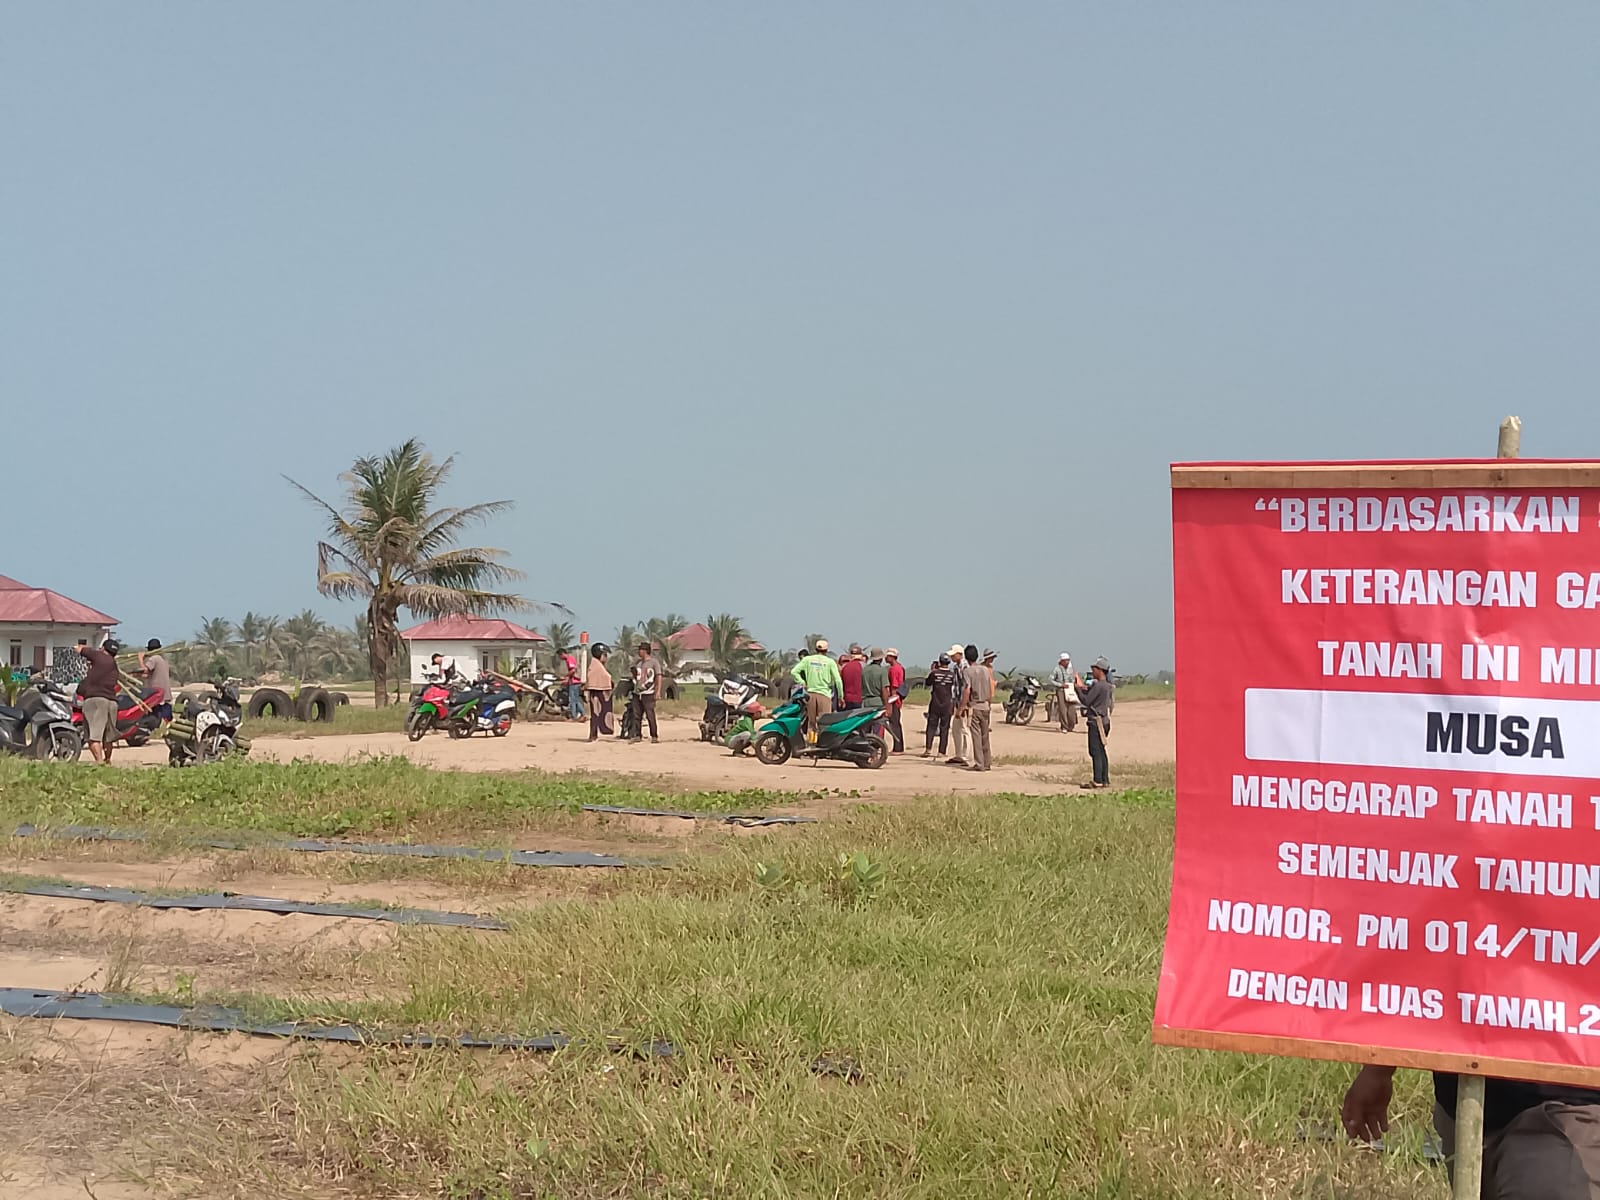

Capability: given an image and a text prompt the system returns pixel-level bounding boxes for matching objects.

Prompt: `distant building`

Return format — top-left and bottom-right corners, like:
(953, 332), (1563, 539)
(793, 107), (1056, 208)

(399, 615), (546, 683)
(667, 622), (765, 684)
(0, 575), (117, 680)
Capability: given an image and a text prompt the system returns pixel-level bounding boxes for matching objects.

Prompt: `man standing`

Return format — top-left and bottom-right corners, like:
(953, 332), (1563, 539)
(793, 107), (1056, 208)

(629, 642), (661, 743)
(923, 654), (955, 757)
(137, 638), (173, 724)
(838, 644), (865, 710)
(429, 653), (461, 684)
(884, 648), (907, 754)
(791, 639), (844, 745)
(861, 648), (890, 717)
(77, 638), (121, 764)
(1075, 656), (1114, 788)
(945, 643), (969, 766)
(563, 650), (583, 721)
(1049, 652), (1078, 732)
(963, 648), (996, 771)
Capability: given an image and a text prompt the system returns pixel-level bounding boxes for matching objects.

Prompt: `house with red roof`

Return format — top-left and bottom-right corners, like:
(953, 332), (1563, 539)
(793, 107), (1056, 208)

(399, 614), (546, 683)
(668, 622), (765, 683)
(0, 575), (117, 676)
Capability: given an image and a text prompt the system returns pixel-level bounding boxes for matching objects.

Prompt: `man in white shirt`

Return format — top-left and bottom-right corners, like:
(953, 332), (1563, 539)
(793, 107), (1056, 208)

(1049, 652), (1078, 732)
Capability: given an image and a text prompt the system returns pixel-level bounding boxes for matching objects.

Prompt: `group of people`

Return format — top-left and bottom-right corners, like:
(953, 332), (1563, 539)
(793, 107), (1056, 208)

(66, 636), (172, 765)
(788, 640), (1116, 784)
(579, 640), (662, 743)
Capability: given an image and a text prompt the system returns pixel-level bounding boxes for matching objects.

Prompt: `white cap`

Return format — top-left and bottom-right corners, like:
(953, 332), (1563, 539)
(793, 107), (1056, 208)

(1059, 651), (1071, 660)
(949, 644), (963, 657)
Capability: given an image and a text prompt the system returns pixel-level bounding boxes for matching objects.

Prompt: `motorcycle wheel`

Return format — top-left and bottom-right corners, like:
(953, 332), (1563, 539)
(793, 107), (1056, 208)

(196, 728), (232, 764)
(1018, 701), (1034, 726)
(753, 731), (791, 765)
(852, 735), (888, 770)
(405, 711), (432, 742)
(446, 720), (470, 739)
(35, 727), (82, 763)
(125, 729), (150, 748)
(493, 716), (511, 737)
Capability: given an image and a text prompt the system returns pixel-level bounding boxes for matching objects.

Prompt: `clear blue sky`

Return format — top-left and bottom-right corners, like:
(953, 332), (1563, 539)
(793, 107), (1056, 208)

(6, 4), (1598, 672)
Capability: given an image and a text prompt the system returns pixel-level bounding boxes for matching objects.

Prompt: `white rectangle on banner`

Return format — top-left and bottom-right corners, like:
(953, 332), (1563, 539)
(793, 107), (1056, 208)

(1244, 688), (1600, 779)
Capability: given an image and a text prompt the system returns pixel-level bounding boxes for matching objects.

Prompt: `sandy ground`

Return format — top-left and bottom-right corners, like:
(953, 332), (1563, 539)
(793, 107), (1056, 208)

(115, 699), (1176, 797)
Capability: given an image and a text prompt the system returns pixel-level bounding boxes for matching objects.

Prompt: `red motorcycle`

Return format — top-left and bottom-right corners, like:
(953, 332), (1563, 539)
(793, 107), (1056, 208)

(405, 679), (454, 742)
(72, 688), (165, 747)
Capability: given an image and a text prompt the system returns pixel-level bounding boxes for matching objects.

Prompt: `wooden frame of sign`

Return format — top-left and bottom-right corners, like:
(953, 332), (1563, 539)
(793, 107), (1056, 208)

(1158, 456), (1600, 1089)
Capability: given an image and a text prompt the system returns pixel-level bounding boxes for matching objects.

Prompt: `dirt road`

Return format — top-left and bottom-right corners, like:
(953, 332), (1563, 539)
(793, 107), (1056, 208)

(116, 700), (1175, 797)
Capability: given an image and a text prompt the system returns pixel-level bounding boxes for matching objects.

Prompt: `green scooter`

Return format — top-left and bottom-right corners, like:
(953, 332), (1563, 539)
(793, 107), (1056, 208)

(753, 690), (889, 769)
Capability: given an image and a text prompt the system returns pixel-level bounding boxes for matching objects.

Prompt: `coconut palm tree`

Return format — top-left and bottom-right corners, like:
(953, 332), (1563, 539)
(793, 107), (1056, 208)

(706, 613), (755, 677)
(277, 610), (328, 679)
(289, 440), (554, 704)
(195, 617), (236, 662)
(542, 621), (577, 669)
(236, 612), (282, 674)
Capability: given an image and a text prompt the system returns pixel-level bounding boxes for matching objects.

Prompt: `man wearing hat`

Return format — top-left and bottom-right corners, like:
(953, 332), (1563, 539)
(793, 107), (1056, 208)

(1075, 656), (1115, 788)
(945, 643), (970, 766)
(137, 638), (173, 724)
(791, 639), (844, 745)
(962, 648), (998, 771)
(1049, 652), (1079, 733)
(884, 649), (906, 754)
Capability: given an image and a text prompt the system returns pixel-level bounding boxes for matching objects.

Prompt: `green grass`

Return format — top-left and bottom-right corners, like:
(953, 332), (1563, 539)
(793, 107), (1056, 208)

(248, 703), (407, 737)
(121, 791), (1439, 1200)
(0, 755), (791, 839)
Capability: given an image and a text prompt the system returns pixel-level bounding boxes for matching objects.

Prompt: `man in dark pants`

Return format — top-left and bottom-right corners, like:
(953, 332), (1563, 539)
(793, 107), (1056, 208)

(1075, 656), (1114, 788)
(629, 642), (661, 743)
(1344, 1064), (1600, 1196)
(884, 649), (906, 754)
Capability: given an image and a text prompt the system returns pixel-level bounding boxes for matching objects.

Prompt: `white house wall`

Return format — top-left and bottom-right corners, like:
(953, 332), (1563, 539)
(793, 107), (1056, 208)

(404, 639), (540, 683)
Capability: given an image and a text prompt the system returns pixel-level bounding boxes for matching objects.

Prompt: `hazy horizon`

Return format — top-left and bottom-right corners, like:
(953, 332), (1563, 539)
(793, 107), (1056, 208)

(7, 5), (1598, 673)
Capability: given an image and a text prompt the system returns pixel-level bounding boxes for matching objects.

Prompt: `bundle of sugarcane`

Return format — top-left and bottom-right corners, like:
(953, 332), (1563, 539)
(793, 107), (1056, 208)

(163, 716), (252, 755)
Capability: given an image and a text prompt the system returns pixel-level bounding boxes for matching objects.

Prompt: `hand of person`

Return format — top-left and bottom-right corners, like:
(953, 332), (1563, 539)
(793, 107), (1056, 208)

(1340, 1065), (1395, 1142)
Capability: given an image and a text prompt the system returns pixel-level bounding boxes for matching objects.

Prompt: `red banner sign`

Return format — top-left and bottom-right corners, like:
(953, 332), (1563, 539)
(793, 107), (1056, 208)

(1155, 462), (1600, 1083)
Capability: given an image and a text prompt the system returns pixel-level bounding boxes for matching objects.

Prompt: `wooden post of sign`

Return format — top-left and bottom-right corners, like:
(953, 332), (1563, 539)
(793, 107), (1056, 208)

(1452, 415), (1525, 1198)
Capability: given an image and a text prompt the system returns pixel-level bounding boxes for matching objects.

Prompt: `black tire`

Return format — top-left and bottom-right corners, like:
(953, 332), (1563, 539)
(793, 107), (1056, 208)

(298, 688), (335, 723)
(196, 727), (233, 764)
(246, 688), (294, 719)
(405, 710), (432, 742)
(753, 731), (791, 765)
(1018, 701), (1034, 726)
(34, 726), (82, 762)
(446, 719), (470, 739)
(329, 691), (350, 707)
(852, 735), (888, 769)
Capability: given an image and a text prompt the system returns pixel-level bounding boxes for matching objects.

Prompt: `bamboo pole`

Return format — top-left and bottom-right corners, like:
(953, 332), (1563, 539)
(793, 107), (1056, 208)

(1452, 417), (1522, 1198)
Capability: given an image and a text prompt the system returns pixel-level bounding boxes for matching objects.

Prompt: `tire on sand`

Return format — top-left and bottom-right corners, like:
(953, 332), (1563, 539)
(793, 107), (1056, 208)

(851, 735), (888, 769)
(34, 726), (82, 762)
(753, 731), (791, 765)
(328, 691), (350, 707)
(298, 688), (336, 723)
(246, 688), (294, 719)
(405, 709), (432, 742)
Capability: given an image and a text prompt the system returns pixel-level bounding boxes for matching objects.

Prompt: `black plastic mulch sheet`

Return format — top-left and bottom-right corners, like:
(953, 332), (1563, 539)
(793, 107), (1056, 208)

(12, 824), (636, 868)
(0, 988), (674, 1056)
(579, 804), (813, 827)
(5, 881), (508, 930)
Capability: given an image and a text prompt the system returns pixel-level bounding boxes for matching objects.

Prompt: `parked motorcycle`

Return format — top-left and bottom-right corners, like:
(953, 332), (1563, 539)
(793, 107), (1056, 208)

(444, 676), (518, 738)
(753, 690), (888, 769)
(0, 673), (83, 761)
(72, 686), (164, 747)
(517, 671), (569, 719)
(1004, 676), (1042, 725)
(699, 674), (769, 743)
(166, 680), (251, 766)
(406, 676), (453, 741)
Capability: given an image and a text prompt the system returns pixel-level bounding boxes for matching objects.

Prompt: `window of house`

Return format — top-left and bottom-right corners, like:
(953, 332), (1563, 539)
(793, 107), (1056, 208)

(8, 641), (21, 668)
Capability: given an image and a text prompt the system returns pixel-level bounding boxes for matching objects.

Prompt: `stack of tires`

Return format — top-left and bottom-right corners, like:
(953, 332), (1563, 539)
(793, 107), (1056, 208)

(244, 688), (349, 723)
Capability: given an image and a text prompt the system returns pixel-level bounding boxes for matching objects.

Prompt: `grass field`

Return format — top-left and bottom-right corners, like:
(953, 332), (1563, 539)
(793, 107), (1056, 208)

(0, 755), (1443, 1199)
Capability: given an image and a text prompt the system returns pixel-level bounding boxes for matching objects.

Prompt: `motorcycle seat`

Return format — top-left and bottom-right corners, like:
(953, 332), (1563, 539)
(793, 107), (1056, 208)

(0, 704), (23, 721)
(817, 711), (862, 729)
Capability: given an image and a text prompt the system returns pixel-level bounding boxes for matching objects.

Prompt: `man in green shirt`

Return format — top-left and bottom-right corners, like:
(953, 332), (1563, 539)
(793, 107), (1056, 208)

(860, 649), (890, 714)
(791, 639), (844, 744)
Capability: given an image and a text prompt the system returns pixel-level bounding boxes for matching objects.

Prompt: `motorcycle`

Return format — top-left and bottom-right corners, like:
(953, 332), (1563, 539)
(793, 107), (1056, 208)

(166, 680), (251, 766)
(518, 671), (569, 719)
(0, 673), (83, 761)
(699, 674), (769, 743)
(406, 676), (453, 741)
(443, 676), (518, 738)
(1004, 676), (1042, 725)
(72, 686), (164, 748)
(752, 690), (888, 769)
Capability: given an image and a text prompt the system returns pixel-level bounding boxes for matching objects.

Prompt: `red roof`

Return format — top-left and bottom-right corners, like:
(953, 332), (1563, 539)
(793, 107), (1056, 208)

(399, 614), (546, 642)
(0, 576), (117, 626)
(668, 622), (764, 653)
